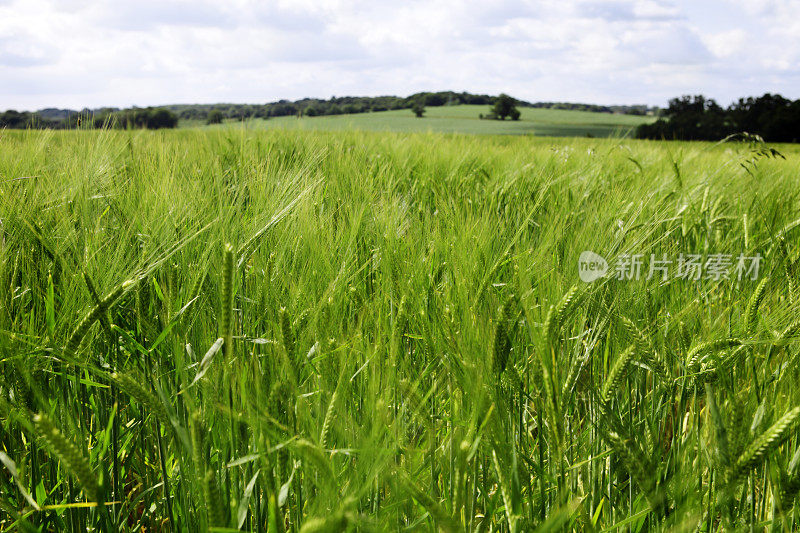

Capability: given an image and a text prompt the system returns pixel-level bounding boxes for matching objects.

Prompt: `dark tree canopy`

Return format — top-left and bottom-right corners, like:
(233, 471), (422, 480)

(636, 93), (800, 142)
(0, 110), (60, 129)
(206, 110), (224, 125)
(491, 94), (519, 120)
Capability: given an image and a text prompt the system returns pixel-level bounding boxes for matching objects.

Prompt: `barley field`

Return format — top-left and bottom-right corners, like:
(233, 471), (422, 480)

(2, 127), (800, 532)
(196, 105), (655, 138)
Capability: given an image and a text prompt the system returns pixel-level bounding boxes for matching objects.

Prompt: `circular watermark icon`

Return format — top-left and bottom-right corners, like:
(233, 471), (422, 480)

(578, 251), (608, 282)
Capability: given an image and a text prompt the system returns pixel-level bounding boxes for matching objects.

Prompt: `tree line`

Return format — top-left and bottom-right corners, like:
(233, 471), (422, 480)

(2, 91), (657, 129)
(530, 102), (655, 115)
(0, 107), (178, 130)
(166, 93), (657, 122)
(170, 92), (507, 122)
(1, 92), (504, 128)
(636, 93), (800, 142)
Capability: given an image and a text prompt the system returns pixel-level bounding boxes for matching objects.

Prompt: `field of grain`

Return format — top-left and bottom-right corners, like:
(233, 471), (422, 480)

(2, 127), (800, 532)
(199, 105), (656, 138)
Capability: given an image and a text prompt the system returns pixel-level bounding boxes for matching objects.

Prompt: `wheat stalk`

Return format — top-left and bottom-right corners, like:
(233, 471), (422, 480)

(392, 295), (408, 362)
(705, 382), (730, 469)
(279, 306), (299, 386)
(220, 243), (234, 360)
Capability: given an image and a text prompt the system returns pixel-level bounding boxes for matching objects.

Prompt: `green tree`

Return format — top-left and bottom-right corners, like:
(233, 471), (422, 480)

(206, 110), (224, 125)
(412, 101), (425, 118)
(491, 93), (518, 120)
(148, 108), (179, 129)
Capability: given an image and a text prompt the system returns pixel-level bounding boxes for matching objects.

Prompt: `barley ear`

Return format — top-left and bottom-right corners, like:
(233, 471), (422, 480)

(774, 318), (800, 348)
(319, 380), (342, 449)
(491, 295), (515, 377)
(542, 304), (556, 346)
(110, 371), (171, 428)
(280, 307), (296, 359)
(605, 430), (662, 514)
(398, 379), (432, 429)
(781, 446), (800, 507)
(546, 284), (579, 343)
(685, 338), (742, 373)
(299, 511), (350, 533)
(65, 279), (134, 359)
(188, 267), (207, 302)
(293, 308), (312, 333)
(677, 320), (690, 357)
(33, 413), (101, 503)
(203, 469), (228, 528)
(744, 276), (769, 334)
(190, 412), (207, 479)
(561, 353), (587, 399)
(292, 439), (336, 493)
(621, 315), (667, 377)
(731, 406), (800, 484)
(601, 344), (635, 404)
(492, 448), (522, 533)
(555, 284), (579, 328)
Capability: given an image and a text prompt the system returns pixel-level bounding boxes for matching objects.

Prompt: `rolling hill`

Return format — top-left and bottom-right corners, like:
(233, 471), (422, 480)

(198, 104), (656, 138)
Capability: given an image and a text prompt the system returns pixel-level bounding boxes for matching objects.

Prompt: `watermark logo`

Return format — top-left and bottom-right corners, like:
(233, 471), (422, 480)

(578, 251), (762, 283)
(578, 251), (609, 282)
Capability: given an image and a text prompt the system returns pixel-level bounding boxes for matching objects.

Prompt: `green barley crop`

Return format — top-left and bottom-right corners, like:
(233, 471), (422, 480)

(1, 127), (800, 531)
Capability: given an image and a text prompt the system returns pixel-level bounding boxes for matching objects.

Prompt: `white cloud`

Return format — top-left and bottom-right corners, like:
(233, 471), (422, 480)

(0, 31), (59, 67)
(0, 0), (797, 110)
(702, 29), (748, 59)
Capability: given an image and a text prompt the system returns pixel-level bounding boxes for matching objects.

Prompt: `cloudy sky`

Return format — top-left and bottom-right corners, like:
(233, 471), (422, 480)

(1, 0), (798, 111)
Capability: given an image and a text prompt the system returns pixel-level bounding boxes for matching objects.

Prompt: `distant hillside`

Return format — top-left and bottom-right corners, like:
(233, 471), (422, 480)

(1, 91), (659, 130)
(201, 104), (656, 138)
(36, 108), (80, 121)
(163, 92), (658, 122)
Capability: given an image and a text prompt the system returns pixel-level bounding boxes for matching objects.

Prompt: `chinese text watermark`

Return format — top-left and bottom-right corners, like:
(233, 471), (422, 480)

(578, 251), (762, 283)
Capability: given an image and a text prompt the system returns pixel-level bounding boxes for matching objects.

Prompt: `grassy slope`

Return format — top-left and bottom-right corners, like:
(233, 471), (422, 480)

(1, 128), (800, 531)
(195, 104), (656, 137)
